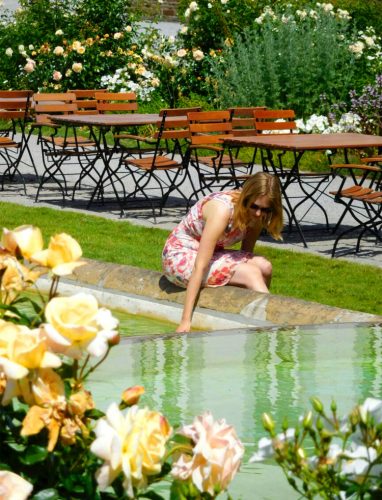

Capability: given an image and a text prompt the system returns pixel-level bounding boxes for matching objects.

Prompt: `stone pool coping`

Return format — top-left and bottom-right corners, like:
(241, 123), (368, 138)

(36, 258), (382, 329)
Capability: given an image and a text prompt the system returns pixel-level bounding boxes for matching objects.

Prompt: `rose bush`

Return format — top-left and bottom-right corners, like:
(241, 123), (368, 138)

(0, 224), (244, 498)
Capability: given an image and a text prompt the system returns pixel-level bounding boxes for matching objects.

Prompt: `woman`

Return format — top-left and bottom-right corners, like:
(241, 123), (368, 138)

(162, 172), (283, 332)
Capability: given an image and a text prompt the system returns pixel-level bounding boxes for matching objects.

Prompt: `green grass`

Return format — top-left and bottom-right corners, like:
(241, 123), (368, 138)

(1, 201), (381, 316)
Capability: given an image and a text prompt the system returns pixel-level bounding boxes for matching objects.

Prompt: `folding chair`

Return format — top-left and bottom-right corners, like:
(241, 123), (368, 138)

(121, 111), (189, 220)
(228, 106), (266, 173)
(330, 164), (382, 256)
(32, 92), (98, 201)
(253, 108), (334, 238)
(69, 89), (107, 115)
(186, 110), (250, 203)
(0, 90), (34, 192)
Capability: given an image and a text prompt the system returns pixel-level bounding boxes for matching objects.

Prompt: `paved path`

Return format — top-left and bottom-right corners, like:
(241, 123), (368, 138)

(2, 133), (382, 269)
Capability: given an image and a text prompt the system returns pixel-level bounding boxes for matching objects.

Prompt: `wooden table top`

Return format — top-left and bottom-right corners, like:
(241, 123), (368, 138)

(51, 113), (162, 127)
(224, 133), (382, 151)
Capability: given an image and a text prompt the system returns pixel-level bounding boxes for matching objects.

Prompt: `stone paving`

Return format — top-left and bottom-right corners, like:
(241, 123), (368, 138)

(2, 133), (382, 269)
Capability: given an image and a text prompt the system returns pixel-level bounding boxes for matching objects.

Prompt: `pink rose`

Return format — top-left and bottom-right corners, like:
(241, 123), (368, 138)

(53, 70), (62, 81)
(171, 412), (244, 495)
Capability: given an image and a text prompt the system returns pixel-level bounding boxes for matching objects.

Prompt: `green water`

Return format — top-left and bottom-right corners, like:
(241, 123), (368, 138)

(87, 322), (382, 498)
(113, 309), (176, 336)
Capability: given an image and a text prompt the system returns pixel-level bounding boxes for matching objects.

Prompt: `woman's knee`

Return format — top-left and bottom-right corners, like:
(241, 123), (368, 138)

(249, 256), (272, 280)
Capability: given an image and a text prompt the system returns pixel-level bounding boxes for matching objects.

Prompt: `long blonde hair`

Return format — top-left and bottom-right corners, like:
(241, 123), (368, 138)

(232, 173), (283, 240)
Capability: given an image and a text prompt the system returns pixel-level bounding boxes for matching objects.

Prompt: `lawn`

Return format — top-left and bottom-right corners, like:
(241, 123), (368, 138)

(1, 201), (381, 316)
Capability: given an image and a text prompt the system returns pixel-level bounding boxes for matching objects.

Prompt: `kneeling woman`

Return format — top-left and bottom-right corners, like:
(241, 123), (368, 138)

(162, 172), (283, 332)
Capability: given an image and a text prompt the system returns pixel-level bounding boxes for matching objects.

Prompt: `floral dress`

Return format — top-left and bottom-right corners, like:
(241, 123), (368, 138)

(162, 192), (254, 288)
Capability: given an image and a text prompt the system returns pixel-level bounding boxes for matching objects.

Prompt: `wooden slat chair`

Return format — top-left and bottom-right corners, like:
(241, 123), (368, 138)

(228, 106), (267, 173)
(330, 164), (382, 256)
(186, 110), (250, 203)
(69, 89), (107, 114)
(253, 108), (334, 232)
(94, 91), (157, 159)
(32, 92), (98, 201)
(121, 111), (189, 220)
(0, 90), (34, 192)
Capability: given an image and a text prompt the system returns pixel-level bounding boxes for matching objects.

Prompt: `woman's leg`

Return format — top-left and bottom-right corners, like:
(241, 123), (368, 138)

(228, 256), (272, 293)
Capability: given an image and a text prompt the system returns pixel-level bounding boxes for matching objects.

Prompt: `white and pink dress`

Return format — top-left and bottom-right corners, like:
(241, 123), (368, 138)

(162, 192), (254, 288)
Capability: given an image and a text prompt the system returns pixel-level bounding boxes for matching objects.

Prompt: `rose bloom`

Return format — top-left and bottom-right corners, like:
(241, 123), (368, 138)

(125, 25), (132, 32)
(53, 70), (62, 81)
(171, 412), (244, 495)
(192, 49), (204, 61)
(177, 48), (187, 57)
(114, 32), (123, 39)
(76, 46), (86, 55)
(24, 59), (36, 73)
(53, 45), (64, 56)
(72, 40), (82, 51)
(55, 29), (63, 35)
(43, 293), (119, 359)
(72, 62), (83, 73)
(0, 255), (39, 304)
(0, 471), (33, 500)
(5, 47), (13, 57)
(2, 224), (43, 260)
(91, 403), (172, 498)
(31, 232), (85, 276)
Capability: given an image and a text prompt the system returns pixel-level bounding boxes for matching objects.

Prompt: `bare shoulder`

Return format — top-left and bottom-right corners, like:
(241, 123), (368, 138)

(202, 198), (231, 222)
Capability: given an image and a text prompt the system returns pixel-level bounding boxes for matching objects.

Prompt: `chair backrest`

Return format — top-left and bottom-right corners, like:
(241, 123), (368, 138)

(95, 91), (138, 113)
(187, 110), (233, 146)
(253, 109), (296, 134)
(0, 90), (33, 123)
(32, 92), (78, 125)
(229, 106), (266, 137)
(69, 89), (107, 114)
(158, 107), (201, 142)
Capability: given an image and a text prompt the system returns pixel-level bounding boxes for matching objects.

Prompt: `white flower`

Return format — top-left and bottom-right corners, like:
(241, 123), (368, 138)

(363, 36), (375, 47)
(125, 25), (132, 32)
(53, 46), (64, 56)
(24, 59), (36, 73)
(55, 29), (63, 35)
(189, 1), (198, 12)
(349, 41), (365, 56)
(114, 32), (123, 39)
(341, 445), (382, 479)
(177, 48), (187, 57)
(28, 44), (34, 50)
(359, 397), (382, 424)
(180, 25), (188, 34)
(192, 49), (204, 61)
(18, 44), (25, 52)
(72, 62), (83, 73)
(5, 48), (13, 57)
(221, 0), (228, 4)
(250, 428), (295, 462)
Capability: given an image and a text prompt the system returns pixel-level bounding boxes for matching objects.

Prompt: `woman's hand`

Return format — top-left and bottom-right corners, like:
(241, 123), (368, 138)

(176, 320), (191, 333)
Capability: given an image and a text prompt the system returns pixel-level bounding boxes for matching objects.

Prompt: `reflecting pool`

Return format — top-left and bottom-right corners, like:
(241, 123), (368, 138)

(88, 322), (382, 498)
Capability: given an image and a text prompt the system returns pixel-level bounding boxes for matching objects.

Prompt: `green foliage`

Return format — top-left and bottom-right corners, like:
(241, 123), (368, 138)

(209, 4), (381, 116)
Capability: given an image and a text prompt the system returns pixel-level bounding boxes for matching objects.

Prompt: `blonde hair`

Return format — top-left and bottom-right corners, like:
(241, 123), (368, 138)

(232, 172), (283, 240)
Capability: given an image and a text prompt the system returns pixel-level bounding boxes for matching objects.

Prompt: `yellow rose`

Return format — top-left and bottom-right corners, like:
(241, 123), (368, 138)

(31, 233), (85, 276)
(121, 385), (145, 407)
(0, 255), (39, 303)
(91, 403), (172, 497)
(2, 224), (43, 259)
(0, 321), (61, 381)
(44, 293), (119, 358)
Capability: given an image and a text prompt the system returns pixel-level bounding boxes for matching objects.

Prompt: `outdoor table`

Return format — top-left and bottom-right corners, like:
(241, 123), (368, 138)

(51, 113), (165, 211)
(224, 133), (382, 246)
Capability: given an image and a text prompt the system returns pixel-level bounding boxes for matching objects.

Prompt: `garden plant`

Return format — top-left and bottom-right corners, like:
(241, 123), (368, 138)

(0, 224), (245, 498)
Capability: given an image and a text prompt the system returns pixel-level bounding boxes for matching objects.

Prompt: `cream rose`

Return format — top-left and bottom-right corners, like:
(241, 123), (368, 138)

(72, 62), (83, 73)
(53, 70), (62, 81)
(192, 49), (204, 61)
(0, 255), (40, 303)
(31, 232), (85, 276)
(2, 224), (43, 260)
(53, 45), (64, 56)
(171, 412), (244, 495)
(91, 403), (172, 497)
(44, 293), (119, 358)
(24, 60), (36, 73)
(0, 471), (33, 500)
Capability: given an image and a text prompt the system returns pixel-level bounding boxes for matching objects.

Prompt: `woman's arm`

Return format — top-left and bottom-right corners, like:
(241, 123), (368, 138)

(177, 202), (230, 333)
(240, 222), (262, 253)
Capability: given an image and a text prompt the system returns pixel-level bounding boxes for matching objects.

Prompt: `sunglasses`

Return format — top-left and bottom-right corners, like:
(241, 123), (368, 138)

(250, 203), (273, 214)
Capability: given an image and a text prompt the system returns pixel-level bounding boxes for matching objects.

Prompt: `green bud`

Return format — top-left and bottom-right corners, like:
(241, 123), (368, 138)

(303, 411), (313, 430)
(330, 399), (337, 413)
(262, 413), (275, 433)
(316, 417), (324, 431)
(282, 416), (289, 432)
(311, 397), (324, 414)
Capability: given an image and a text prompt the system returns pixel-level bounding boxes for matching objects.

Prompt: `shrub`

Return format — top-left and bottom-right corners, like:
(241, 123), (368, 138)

(209, 4), (382, 117)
